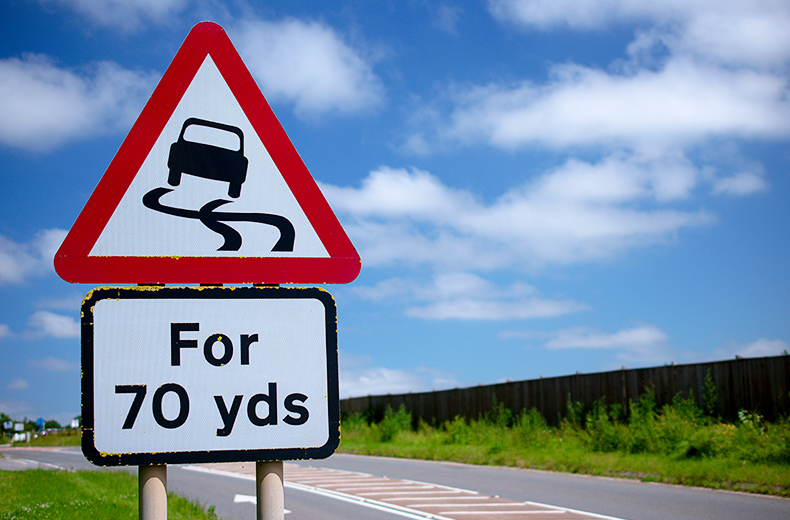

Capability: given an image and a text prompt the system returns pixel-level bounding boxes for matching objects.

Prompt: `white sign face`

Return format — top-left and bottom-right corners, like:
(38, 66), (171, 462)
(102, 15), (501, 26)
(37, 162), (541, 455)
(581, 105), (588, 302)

(89, 56), (329, 259)
(53, 22), (361, 286)
(81, 286), (339, 466)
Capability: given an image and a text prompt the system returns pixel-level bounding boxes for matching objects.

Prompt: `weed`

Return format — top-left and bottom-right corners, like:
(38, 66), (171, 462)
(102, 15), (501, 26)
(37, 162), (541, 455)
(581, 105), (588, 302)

(488, 397), (514, 429)
(703, 368), (719, 418)
(376, 405), (412, 442)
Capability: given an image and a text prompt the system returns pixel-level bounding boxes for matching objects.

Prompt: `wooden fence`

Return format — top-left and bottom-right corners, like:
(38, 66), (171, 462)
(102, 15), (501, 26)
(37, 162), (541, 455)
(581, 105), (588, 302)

(340, 355), (790, 426)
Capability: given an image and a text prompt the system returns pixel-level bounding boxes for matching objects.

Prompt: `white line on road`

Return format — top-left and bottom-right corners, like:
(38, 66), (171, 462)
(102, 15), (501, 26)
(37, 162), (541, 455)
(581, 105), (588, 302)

(407, 503), (531, 508)
(232, 494), (291, 513)
(438, 511), (566, 516)
(14, 458), (70, 471)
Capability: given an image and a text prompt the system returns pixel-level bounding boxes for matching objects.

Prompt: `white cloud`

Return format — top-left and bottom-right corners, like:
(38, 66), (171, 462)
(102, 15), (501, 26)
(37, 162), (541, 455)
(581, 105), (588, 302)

(488, 0), (790, 69)
(28, 356), (80, 372)
(26, 311), (80, 339)
(232, 19), (384, 116)
(489, 0), (644, 29)
(0, 229), (67, 284)
(49, 0), (188, 30)
(323, 166), (712, 270)
(715, 338), (789, 359)
(433, 58), (790, 152)
(673, 8), (790, 69)
(433, 5), (464, 35)
(0, 54), (158, 151)
(407, 298), (586, 320)
(352, 277), (416, 302)
(711, 170), (768, 196)
(536, 325), (673, 365)
(397, 2), (790, 231)
(0, 324), (12, 340)
(394, 3), (788, 274)
(354, 272), (587, 321)
(340, 366), (424, 398)
(406, 272), (588, 320)
(6, 379), (30, 390)
(0, 18), (380, 150)
(339, 351), (459, 398)
(544, 325), (668, 349)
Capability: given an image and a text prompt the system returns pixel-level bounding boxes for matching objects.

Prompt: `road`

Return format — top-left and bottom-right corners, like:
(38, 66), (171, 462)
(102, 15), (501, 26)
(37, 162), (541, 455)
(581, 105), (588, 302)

(0, 446), (393, 520)
(1, 446), (788, 520)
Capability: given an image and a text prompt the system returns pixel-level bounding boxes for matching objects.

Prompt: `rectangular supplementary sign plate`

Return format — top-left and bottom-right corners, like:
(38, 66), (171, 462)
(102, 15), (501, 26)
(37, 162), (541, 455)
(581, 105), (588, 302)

(81, 286), (339, 466)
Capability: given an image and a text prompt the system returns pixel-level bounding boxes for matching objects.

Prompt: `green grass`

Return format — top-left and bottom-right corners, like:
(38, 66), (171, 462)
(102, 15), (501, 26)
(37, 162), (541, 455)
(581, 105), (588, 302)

(0, 469), (219, 519)
(10, 431), (80, 448)
(338, 396), (790, 497)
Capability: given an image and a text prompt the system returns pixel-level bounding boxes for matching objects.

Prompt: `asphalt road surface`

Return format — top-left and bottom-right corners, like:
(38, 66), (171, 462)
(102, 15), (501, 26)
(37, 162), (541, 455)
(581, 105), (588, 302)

(1, 446), (788, 520)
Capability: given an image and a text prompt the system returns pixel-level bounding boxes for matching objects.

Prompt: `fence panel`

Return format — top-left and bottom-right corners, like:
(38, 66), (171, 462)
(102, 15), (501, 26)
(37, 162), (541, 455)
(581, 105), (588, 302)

(340, 355), (790, 426)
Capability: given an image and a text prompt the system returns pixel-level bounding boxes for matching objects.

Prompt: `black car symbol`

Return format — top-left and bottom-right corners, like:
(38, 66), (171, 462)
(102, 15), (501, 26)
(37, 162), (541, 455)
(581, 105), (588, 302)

(167, 118), (248, 198)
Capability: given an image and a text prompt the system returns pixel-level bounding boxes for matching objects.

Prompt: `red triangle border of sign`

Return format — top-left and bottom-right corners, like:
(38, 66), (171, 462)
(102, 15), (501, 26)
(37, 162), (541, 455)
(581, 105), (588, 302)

(54, 22), (361, 285)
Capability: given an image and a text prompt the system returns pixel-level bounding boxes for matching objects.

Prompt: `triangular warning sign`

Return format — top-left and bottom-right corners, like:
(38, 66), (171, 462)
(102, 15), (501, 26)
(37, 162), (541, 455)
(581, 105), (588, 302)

(55, 22), (361, 285)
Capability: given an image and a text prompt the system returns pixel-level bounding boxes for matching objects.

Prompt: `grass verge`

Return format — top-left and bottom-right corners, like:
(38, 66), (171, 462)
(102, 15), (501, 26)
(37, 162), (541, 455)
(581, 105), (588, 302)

(338, 396), (790, 498)
(11, 431), (80, 448)
(0, 469), (218, 519)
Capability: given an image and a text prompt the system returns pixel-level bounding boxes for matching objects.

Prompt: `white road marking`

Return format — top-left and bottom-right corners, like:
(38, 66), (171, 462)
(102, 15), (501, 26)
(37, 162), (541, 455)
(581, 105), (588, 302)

(184, 464), (629, 520)
(186, 466), (447, 520)
(233, 495), (291, 513)
(14, 458), (69, 471)
(408, 503), (531, 508)
(438, 511), (566, 516)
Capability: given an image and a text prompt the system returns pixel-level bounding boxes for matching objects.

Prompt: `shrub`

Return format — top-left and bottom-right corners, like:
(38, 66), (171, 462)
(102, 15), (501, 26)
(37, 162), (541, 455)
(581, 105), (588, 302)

(517, 408), (547, 435)
(703, 368), (719, 417)
(656, 392), (702, 455)
(442, 416), (474, 445)
(626, 391), (657, 453)
(377, 405), (412, 442)
(682, 427), (722, 458)
(728, 409), (790, 464)
(514, 408), (553, 449)
(585, 399), (623, 453)
(565, 394), (584, 427)
(340, 389), (790, 475)
(488, 398), (514, 429)
(341, 412), (378, 443)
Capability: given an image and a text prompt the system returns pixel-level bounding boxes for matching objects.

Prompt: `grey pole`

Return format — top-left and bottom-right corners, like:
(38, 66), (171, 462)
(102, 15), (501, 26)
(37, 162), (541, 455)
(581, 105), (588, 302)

(139, 464), (167, 520)
(256, 460), (284, 520)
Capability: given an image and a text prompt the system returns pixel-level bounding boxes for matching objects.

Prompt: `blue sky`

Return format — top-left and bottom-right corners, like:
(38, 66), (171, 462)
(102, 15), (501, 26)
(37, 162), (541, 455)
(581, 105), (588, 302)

(1, 0), (789, 426)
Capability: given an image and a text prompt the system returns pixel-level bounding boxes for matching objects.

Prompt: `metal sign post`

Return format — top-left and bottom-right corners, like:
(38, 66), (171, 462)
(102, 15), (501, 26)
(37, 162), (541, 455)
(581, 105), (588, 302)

(139, 465), (167, 520)
(257, 461), (284, 520)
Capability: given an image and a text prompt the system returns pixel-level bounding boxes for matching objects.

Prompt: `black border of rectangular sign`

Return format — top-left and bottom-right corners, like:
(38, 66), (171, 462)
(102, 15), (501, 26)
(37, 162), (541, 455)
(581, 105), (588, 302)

(81, 285), (339, 466)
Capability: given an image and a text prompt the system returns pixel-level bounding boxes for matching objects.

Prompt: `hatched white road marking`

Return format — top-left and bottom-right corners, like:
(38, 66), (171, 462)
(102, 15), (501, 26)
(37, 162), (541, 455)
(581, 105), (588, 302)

(185, 463), (628, 520)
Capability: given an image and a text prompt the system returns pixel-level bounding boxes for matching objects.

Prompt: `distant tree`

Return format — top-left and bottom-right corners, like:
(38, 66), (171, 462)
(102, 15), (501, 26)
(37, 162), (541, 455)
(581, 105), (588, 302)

(44, 420), (61, 429)
(1, 413), (10, 441)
